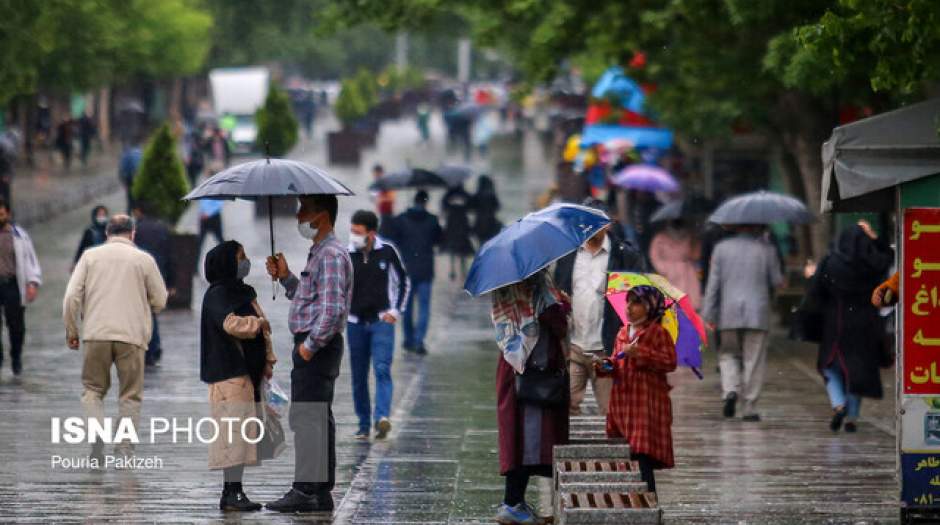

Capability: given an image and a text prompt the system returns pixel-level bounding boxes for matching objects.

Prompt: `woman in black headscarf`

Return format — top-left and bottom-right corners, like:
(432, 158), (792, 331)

(201, 241), (276, 512)
(73, 205), (109, 265)
(441, 182), (476, 280)
(471, 175), (503, 246)
(806, 221), (893, 433)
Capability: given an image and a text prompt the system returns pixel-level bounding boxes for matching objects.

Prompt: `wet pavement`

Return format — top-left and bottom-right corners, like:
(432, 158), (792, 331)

(0, 114), (899, 523)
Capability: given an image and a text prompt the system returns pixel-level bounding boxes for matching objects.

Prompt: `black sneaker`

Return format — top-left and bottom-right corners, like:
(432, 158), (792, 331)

(11, 359), (21, 376)
(742, 414), (761, 422)
(414, 345), (428, 356)
(830, 407), (847, 432)
(722, 393), (737, 418)
(844, 421), (857, 433)
(403, 344), (416, 353)
(266, 488), (333, 513)
(220, 490), (262, 512)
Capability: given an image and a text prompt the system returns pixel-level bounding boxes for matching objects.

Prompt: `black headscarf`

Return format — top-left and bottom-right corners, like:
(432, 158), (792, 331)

(205, 240), (256, 310)
(823, 224), (893, 293)
(200, 241), (263, 384)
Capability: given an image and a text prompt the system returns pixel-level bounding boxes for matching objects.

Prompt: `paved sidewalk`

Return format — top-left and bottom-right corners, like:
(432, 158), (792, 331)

(0, 113), (900, 523)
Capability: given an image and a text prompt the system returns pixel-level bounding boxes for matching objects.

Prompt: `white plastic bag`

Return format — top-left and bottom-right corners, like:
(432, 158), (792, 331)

(263, 379), (289, 419)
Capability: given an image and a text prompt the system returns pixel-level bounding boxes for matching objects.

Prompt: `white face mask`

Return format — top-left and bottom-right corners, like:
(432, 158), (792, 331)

(297, 221), (318, 240)
(350, 233), (368, 250)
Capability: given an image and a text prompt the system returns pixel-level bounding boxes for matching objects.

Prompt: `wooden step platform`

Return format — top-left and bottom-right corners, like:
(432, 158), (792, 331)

(559, 492), (662, 524)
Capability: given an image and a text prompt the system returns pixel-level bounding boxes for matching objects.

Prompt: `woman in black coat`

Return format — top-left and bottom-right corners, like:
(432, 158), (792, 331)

(441, 183), (475, 280)
(73, 205), (109, 265)
(806, 221), (893, 433)
(471, 175), (502, 246)
(201, 241), (276, 511)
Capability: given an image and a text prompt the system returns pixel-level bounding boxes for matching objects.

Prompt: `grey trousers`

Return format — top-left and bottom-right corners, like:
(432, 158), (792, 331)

(718, 329), (768, 416)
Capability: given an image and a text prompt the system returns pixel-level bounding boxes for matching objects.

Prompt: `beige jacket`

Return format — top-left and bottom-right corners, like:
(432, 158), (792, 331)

(64, 237), (168, 349)
(222, 300), (277, 367)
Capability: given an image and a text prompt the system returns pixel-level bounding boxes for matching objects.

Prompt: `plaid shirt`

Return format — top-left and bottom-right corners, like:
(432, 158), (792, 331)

(282, 233), (353, 353)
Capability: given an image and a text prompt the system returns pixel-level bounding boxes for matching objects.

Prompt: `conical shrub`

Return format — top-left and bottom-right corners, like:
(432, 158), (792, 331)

(132, 123), (190, 225)
(256, 84), (299, 156)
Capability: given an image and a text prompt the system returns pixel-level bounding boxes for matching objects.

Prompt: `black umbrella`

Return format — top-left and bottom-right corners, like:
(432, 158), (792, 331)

(707, 190), (813, 225)
(184, 158), (354, 297)
(369, 168), (447, 191)
(650, 195), (714, 222)
(435, 164), (473, 187)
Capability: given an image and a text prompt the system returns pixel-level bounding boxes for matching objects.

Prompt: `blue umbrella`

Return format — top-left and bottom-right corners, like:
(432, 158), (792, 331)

(464, 204), (611, 296)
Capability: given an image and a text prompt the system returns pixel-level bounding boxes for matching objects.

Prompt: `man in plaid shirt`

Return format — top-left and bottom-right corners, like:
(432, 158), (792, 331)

(265, 194), (353, 514)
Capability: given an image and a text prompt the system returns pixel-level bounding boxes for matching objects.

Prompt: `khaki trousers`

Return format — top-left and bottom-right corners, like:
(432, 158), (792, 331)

(81, 341), (145, 447)
(568, 345), (612, 416)
(718, 329), (768, 416)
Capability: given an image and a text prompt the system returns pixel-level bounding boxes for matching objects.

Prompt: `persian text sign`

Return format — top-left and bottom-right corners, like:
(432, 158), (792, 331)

(904, 208), (940, 394)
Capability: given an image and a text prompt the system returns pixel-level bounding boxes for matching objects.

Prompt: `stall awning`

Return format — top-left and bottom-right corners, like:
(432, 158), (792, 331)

(822, 98), (940, 212)
(580, 124), (674, 150)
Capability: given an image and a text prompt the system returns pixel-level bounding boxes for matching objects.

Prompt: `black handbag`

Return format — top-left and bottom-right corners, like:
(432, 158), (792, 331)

(789, 270), (824, 344)
(514, 326), (568, 407)
(789, 305), (824, 343)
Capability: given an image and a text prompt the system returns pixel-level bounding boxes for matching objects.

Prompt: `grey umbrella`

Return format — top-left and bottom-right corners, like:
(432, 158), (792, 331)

(369, 168), (446, 191)
(707, 190), (813, 225)
(184, 158), (354, 298)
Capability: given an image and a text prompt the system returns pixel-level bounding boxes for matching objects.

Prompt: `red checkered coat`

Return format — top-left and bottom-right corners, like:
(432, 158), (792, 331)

(602, 322), (677, 469)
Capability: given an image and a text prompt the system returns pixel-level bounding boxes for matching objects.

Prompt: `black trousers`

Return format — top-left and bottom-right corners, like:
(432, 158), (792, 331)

(197, 215), (224, 256)
(290, 332), (343, 496)
(0, 280), (25, 367)
(631, 453), (656, 493)
(504, 468), (531, 506)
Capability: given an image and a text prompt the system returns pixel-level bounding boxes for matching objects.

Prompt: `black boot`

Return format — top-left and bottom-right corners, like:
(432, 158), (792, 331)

(830, 406), (847, 432)
(722, 392), (737, 418)
(89, 442), (105, 469)
(220, 483), (262, 512)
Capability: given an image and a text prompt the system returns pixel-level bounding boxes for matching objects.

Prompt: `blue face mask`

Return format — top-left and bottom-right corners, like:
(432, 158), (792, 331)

(236, 259), (250, 280)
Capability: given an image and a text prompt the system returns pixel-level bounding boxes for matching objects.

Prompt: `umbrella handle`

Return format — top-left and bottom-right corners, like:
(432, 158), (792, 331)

(269, 196), (276, 301)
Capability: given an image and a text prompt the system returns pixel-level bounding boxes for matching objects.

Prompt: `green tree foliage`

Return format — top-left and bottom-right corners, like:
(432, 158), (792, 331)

(323, 0), (940, 255)
(334, 78), (368, 127)
(132, 123), (190, 225)
(766, 0), (940, 96)
(204, 0), (393, 78)
(0, 0), (212, 104)
(256, 84), (299, 156)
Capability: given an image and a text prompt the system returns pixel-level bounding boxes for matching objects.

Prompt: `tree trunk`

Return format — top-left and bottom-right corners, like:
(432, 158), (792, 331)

(774, 91), (835, 260)
(98, 87), (111, 146)
(784, 131), (830, 259)
(169, 77), (183, 122)
(778, 147), (813, 261)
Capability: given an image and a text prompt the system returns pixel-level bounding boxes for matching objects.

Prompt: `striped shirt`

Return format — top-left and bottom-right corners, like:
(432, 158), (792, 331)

(282, 233), (353, 353)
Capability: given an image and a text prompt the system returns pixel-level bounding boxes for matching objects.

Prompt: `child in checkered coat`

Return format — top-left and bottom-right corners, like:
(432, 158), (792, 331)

(597, 285), (676, 493)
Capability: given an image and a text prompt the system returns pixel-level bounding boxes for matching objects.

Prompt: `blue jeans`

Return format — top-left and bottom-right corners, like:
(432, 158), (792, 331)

(347, 321), (395, 433)
(403, 280), (432, 349)
(823, 362), (861, 419)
